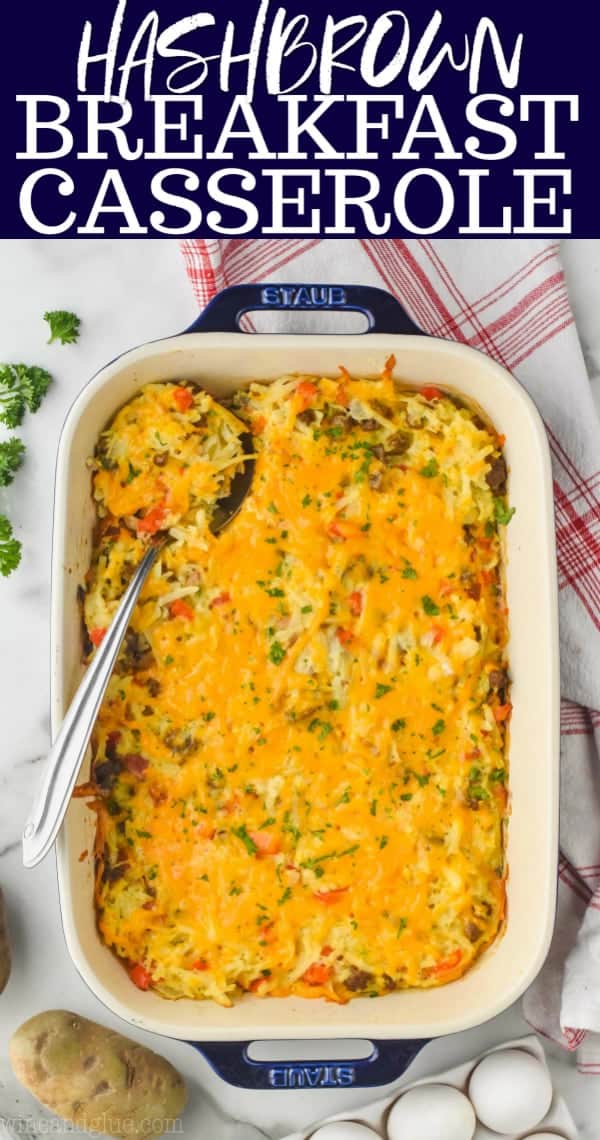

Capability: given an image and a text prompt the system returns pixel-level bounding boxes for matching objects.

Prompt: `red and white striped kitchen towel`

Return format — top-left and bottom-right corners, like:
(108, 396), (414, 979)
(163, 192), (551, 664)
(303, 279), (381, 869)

(180, 238), (600, 1070)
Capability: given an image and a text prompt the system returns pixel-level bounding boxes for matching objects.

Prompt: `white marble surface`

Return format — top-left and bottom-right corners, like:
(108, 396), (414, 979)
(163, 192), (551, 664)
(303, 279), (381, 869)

(0, 238), (599, 1140)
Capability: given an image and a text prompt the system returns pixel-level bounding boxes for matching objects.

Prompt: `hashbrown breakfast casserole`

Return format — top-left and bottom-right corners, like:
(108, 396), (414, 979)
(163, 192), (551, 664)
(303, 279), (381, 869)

(78, 365), (511, 1005)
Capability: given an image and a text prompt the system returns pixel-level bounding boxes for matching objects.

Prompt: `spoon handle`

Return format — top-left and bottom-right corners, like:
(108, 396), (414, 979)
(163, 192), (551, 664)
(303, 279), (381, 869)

(22, 544), (161, 869)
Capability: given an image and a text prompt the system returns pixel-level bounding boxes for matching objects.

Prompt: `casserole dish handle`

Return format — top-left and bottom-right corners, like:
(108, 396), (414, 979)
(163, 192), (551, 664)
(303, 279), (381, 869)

(189, 1038), (429, 1089)
(184, 283), (424, 335)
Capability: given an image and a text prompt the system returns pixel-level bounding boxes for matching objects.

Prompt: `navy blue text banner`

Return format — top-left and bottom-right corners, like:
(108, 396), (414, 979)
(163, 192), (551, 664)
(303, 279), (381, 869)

(0, 0), (595, 237)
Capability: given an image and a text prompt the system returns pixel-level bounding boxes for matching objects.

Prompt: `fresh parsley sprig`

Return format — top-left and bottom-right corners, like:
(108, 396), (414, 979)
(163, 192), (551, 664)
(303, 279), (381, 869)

(44, 310), (81, 345)
(0, 515), (21, 577)
(0, 438), (25, 487)
(0, 363), (52, 428)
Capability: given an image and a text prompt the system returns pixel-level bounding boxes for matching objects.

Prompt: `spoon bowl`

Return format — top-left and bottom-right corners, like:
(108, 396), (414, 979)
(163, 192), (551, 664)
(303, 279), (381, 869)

(210, 430), (255, 534)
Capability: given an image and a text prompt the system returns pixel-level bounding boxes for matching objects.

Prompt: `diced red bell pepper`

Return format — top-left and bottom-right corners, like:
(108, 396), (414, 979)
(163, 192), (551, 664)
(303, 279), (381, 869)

(328, 520), (361, 540)
(335, 382), (349, 406)
(196, 820), (216, 839)
(173, 386), (194, 411)
(210, 591), (231, 607)
(429, 949), (463, 976)
(336, 627), (354, 647)
(302, 962), (331, 984)
(295, 380), (318, 411)
(137, 503), (167, 535)
(349, 590), (363, 617)
(314, 887), (348, 905)
(169, 598), (194, 620)
(129, 963), (152, 990)
(90, 627), (106, 647)
(421, 385), (443, 400)
(382, 353), (396, 379)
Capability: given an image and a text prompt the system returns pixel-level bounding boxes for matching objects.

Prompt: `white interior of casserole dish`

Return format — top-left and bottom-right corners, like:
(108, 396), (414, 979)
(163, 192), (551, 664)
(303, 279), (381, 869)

(53, 333), (559, 1041)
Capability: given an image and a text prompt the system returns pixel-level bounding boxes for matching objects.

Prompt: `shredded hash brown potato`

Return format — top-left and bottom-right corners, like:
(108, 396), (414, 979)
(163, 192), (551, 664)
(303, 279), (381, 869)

(80, 367), (510, 1005)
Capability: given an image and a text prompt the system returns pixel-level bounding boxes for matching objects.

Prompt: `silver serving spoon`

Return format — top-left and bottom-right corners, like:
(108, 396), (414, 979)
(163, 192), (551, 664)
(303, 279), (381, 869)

(22, 429), (254, 869)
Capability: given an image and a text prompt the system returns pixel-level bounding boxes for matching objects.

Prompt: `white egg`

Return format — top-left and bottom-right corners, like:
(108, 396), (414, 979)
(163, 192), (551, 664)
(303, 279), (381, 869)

(310, 1125), (380, 1140)
(468, 1049), (553, 1134)
(387, 1083), (476, 1140)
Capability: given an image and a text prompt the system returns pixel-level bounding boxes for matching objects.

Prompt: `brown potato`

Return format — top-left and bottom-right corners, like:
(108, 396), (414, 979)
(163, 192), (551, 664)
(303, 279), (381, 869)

(10, 1010), (187, 1139)
(0, 887), (10, 993)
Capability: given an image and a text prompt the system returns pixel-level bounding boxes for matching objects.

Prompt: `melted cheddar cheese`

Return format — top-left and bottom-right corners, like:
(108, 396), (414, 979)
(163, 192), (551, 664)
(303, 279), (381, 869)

(83, 370), (510, 1006)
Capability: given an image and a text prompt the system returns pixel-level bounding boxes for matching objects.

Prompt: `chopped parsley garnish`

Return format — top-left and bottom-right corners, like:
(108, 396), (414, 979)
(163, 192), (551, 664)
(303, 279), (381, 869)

(419, 458), (439, 478)
(397, 917), (408, 936)
(232, 825), (258, 855)
(468, 785), (490, 801)
(494, 498), (516, 526)
(301, 844), (359, 871)
(308, 718), (334, 742)
(422, 595), (440, 616)
(401, 564), (417, 579)
(391, 718), (406, 732)
(269, 640), (286, 665)
(375, 683), (392, 699)
(282, 811), (301, 841)
(301, 493), (312, 506)
(432, 719), (445, 735)
(467, 766), (490, 801)
(125, 461), (141, 484)
(278, 887), (292, 905)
